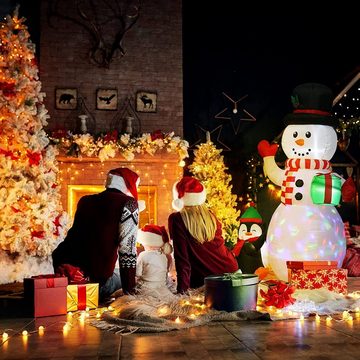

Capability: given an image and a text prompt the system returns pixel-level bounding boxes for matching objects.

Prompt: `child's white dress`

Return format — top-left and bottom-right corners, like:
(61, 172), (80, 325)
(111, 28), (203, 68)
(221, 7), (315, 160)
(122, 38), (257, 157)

(136, 249), (175, 298)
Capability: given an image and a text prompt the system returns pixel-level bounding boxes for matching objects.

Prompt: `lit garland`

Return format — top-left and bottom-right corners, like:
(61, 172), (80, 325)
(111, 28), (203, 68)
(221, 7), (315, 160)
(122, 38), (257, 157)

(48, 129), (189, 163)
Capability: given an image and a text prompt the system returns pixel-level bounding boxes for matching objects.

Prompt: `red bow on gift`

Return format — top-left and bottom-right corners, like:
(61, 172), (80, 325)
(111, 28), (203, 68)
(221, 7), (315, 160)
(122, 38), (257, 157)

(55, 264), (89, 284)
(260, 280), (296, 309)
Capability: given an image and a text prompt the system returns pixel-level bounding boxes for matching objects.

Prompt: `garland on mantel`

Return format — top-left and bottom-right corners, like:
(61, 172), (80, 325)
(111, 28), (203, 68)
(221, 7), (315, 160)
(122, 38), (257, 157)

(49, 129), (189, 163)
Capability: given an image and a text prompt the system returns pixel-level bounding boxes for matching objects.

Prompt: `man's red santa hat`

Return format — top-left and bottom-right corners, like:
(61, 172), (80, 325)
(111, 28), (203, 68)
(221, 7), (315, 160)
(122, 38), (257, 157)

(172, 176), (206, 211)
(138, 224), (173, 255)
(106, 167), (146, 211)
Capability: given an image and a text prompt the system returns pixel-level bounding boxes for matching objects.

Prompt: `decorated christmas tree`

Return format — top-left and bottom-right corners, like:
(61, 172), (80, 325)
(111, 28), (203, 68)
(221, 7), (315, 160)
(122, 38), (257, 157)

(188, 136), (240, 247)
(0, 7), (69, 283)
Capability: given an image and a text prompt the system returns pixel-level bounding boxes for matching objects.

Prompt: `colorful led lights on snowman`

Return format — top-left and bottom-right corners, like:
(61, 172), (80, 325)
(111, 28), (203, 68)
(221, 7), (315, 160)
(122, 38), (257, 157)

(257, 83), (346, 281)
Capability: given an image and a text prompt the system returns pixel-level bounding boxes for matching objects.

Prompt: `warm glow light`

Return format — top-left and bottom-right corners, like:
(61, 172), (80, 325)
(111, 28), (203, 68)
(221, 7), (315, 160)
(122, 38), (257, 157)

(158, 306), (169, 315)
(174, 317), (181, 324)
(315, 314), (320, 322)
(22, 330), (28, 336)
(38, 326), (45, 335)
(2, 332), (9, 340)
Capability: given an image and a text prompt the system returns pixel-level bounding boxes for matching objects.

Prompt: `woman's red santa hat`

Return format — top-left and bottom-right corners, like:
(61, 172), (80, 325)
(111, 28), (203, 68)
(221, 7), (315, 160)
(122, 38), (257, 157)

(138, 224), (173, 255)
(106, 167), (146, 211)
(172, 176), (206, 211)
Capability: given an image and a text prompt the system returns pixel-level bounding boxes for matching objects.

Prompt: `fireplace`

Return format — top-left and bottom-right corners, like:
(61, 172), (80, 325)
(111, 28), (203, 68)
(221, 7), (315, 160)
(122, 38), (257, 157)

(57, 153), (183, 228)
(67, 184), (157, 227)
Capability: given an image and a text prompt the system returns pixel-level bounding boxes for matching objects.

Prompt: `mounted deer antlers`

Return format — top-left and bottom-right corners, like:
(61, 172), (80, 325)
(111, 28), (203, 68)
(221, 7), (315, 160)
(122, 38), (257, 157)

(48, 0), (140, 68)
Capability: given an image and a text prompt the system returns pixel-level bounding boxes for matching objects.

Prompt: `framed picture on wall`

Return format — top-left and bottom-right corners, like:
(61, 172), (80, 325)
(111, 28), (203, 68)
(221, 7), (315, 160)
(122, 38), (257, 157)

(55, 88), (78, 110)
(136, 91), (157, 113)
(96, 88), (118, 110)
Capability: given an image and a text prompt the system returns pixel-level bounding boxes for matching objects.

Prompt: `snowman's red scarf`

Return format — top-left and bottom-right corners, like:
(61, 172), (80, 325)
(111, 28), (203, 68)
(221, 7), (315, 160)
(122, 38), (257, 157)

(281, 158), (331, 205)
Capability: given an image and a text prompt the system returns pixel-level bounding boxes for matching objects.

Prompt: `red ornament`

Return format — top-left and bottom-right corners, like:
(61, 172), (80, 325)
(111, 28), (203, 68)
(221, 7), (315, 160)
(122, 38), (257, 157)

(103, 129), (118, 142)
(150, 129), (164, 141)
(27, 150), (42, 166)
(0, 148), (19, 160)
(31, 230), (46, 239)
(51, 128), (68, 139)
(53, 214), (62, 236)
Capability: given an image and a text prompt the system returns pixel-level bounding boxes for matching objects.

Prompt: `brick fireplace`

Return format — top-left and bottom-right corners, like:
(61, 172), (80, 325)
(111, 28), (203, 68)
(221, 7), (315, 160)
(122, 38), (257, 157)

(56, 153), (184, 228)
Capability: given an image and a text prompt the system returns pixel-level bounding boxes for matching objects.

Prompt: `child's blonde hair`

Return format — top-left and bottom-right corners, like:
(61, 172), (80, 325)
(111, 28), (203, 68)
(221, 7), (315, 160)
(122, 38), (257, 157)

(180, 204), (216, 244)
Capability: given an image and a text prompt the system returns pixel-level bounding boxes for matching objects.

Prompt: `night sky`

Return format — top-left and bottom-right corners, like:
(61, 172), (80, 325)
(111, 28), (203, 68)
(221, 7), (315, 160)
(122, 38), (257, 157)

(183, 3), (359, 156)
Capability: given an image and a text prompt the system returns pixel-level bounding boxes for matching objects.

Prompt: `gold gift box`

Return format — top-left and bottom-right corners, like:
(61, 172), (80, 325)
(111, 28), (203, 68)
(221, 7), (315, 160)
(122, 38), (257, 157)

(67, 283), (99, 312)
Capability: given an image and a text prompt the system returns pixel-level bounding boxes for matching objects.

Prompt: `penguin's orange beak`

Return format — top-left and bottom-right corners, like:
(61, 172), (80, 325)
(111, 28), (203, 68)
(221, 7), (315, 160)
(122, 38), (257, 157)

(295, 138), (304, 146)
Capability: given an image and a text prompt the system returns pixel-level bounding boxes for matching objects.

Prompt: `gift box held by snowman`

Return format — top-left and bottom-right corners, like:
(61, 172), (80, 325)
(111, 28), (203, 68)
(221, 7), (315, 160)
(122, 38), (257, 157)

(311, 172), (343, 205)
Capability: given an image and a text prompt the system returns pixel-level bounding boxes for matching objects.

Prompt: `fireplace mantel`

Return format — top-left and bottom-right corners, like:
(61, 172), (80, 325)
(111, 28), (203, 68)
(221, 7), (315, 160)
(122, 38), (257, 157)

(56, 153), (183, 228)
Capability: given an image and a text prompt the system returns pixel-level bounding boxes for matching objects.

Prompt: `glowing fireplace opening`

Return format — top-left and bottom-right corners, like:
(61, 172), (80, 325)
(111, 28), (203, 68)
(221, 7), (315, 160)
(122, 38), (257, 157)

(67, 185), (157, 227)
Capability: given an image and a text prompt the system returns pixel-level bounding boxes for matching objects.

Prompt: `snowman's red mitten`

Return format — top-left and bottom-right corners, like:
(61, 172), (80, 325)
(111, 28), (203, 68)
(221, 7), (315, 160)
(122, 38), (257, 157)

(257, 140), (279, 158)
(232, 239), (245, 257)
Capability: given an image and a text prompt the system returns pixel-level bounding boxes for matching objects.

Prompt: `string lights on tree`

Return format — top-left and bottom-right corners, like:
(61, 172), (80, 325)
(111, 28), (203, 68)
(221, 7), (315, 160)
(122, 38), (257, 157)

(239, 153), (280, 206)
(0, 7), (69, 283)
(188, 134), (240, 247)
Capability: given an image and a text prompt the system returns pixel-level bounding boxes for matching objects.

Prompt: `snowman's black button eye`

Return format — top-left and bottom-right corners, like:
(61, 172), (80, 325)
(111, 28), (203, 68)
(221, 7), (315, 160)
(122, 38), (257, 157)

(293, 132), (298, 138)
(305, 132), (311, 138)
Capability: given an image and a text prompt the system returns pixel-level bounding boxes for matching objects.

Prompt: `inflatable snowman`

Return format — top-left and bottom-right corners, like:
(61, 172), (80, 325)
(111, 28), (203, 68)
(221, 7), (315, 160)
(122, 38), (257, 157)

(257, 83), (346, 281)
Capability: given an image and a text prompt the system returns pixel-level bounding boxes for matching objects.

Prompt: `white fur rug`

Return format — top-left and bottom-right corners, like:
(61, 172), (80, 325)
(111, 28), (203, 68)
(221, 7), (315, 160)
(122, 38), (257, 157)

(90, 285), (360, 334)
(91, 287), (269, 334)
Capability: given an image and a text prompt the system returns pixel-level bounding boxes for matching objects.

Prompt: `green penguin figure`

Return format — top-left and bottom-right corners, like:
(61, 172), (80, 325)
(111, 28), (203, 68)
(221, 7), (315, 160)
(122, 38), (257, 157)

(232, 204), (266, 274)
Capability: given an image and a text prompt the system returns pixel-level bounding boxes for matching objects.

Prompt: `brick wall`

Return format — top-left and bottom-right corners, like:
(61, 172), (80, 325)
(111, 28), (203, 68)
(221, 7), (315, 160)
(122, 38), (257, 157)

(39, 0), (183, 137)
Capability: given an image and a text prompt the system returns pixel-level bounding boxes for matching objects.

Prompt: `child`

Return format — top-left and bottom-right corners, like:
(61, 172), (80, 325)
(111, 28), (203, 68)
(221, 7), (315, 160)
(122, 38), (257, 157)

(136, 224), (175, 296)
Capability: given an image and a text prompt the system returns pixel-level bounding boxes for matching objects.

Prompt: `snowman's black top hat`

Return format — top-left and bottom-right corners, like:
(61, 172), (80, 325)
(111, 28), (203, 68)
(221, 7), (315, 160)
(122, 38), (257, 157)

(283, 83), (338, 128)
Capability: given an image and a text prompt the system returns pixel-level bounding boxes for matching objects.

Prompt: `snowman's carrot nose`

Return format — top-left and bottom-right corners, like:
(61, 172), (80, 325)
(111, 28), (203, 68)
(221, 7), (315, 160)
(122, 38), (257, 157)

(295, 138), (304, 146)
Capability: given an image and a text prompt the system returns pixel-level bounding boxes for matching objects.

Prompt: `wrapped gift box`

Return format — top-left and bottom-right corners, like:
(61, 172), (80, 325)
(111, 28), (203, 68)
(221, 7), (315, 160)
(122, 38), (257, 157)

(24, 275), (68, 317)
(289, 268), (348, 294)
(311, 173), (343, 206)
(67, 283), (99, 312)
(286, 260), (338, 271)
(204, 273), (259, 312)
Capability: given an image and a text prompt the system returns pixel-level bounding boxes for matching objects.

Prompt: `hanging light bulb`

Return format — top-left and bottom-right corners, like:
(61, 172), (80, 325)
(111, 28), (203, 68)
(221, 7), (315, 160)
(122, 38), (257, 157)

(233, 103), (238, 114)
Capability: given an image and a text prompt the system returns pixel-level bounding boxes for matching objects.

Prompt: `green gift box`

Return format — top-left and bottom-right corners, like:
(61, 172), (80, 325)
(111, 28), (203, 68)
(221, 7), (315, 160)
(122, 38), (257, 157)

(204, 273), (259, 312)
(311, 173), (343, 206)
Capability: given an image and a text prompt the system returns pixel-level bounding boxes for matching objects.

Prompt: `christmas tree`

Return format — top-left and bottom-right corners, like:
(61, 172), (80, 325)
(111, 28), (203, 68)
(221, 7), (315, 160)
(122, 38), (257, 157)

(0, 7), (69, 283)
(188, 136), (240, 247)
